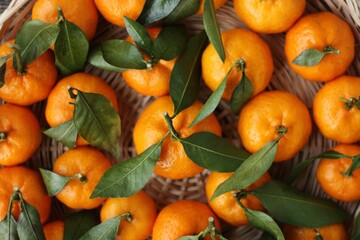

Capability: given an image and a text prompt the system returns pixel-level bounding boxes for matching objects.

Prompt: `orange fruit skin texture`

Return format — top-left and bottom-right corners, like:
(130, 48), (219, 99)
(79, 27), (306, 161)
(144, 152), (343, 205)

(122, 27), (176, 97)
(238, 90), (312, 162)
(152, 200), (221, 240)
(285, 12), (355, 82)
(0, 40), (57, 106)
(53, 146), (112, 209)
(234, 0), (306, 34)
(43, 220), (64, 240)
(45, 72), (119, 146)
(100, 191), (157, 240)
(0, 104), (42, 166)
(313, 75), (360, 143)
(32, 0), (98, 41)
(133, 96), (222, 179)
(316, 144), (360, 202)
(205, 172), (271, 226)
(202, 28), (273, 101)
(282, 223), (348, 240)
(0, 166), (51, 224)
(197, 0), (227, 14)
(94, 0), (146, 27)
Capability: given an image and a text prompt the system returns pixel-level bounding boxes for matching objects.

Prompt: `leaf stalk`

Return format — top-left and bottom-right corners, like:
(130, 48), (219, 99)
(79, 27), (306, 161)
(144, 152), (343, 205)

(164, 112), (179, 139)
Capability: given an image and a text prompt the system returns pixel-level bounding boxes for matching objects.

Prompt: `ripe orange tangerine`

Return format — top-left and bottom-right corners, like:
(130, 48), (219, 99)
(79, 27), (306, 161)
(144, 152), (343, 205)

(0, 40), (57, 106)
(202, 28), (273, 101)
(285, 12), (355, 82)
(53, 146), (112, 209)
(152, 200), (221, 240)
(238, 90), (312, 162)
(32, 0), (98, 41)
(197, 0), (228, 14)
(316, 144), (360, 202)
(100, 191), (157, 240)
(282, 223), (348, 240)
(234, 0), (306, 34)
(205, 171), (271, 226)
(122, 27), (176, 97)
(133, 96), (222, 179)
(43, 220), (64, 240)
(0, 166), (51, 224)
(313, 75), (360, 143)
(0, 103), (42, 166)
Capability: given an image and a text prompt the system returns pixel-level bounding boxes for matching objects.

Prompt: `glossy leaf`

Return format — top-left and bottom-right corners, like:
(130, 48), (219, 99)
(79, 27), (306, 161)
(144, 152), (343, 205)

(54, 19), (89, 76)
(153, 25), (187, 61)
(88, 45), (125, 72)
(292, 47), (340, 67)
(353, 213), (360, 240)
(164, 0), (200, 23)
(43, 120), (77, 148)
(138, 0), (181, 25)
(123, 16), (154, 57)
(78, 215), (121, 240)
(190, 75), (226, 127)
(39, 168), (72, 197)
(64, 210), (99, 240)
(0, 214), (18, 240)
(102, 40), (147, 70)
(203, 0), (225, 62)
(171, 31), (208, 116)
(71, 89), (121, 159)
(17, 200), (45, 240)
(252, 180), (349, 228)
(178, 236), (200, 240)
(180, 132), (249, 172)
(286, 150), (350, 184)
(230, 72), (253, 114)
(91, 138), (164, 198)
(0, 52), (15, 88)
(244, 208), (284, 240)
(15, 20), (59, 67)
(211, 138), (279, 201)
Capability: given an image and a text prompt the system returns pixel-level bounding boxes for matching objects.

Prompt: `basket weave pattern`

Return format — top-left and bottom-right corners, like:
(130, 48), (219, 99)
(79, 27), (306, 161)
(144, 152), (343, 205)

(0, 0), (360, 238)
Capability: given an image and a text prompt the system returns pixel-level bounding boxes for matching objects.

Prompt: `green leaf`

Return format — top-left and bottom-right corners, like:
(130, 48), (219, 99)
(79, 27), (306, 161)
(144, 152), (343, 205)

(64, 210), (99, 240)
(164, 0), (200, 23)
(153, 25), (187, 61)
(0, 214), (18, 240)
(101, 40), (147, 70)
(180, 132), (249, 172)
(15, 20), (60, 67)
(0, 52), (15, 88)
(87, 45), (125, 72)
(203, 0), (225, 62)
(43, 120), (78, 148)
(211, 137), (279, 201)
(39, 168), (72, 197)
(230, 72), (253, 115)
(54, 19), (89, 76)
(71, 89), (121, 159)
(138, 0), (181, 25)
(286, 150), (350, 184)
(123, 16), (154, 57)
(244, 208), (284, 240)
(178, 235), (201, 240)
(91, 138), (164, 198)
(252, 180), (349, 228)
(170, 31), (208, 116)
(292, 46), (340, 67)
(17, 200), (45, 240)
(190, 75), (226, 127)
(78, 215), (121, 240)
(353, 213), (360, 240)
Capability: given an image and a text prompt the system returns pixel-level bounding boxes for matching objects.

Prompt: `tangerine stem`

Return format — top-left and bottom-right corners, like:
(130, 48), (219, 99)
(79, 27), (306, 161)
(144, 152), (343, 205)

(323, 45), (340, 55)
(76, 173), (87, 183)
(8, 44), (24, 75)
(0, 132), (7, 142)
(164, 112), (179, 139)
(340, 97), (360, 110)
(119, 212), (132, 222)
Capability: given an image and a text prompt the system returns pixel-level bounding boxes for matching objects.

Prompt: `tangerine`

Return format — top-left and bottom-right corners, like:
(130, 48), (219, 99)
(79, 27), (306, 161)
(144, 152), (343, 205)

(282, 223), (348, 240)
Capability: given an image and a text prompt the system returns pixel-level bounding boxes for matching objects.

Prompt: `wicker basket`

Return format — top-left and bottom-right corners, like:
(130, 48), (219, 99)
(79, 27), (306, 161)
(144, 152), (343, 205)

(1, 0), (360, 239)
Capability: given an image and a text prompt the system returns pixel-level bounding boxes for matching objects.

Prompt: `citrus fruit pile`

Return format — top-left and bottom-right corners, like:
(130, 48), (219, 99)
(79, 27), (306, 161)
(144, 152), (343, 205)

(0, 0), (359, 239)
